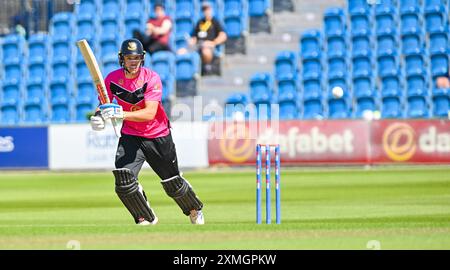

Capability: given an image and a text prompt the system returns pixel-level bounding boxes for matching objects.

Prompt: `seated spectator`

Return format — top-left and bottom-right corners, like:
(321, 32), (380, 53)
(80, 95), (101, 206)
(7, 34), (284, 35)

(185, 2), (227, 75)
(133, 4), (172, 55)
(436, 70), (450, 89)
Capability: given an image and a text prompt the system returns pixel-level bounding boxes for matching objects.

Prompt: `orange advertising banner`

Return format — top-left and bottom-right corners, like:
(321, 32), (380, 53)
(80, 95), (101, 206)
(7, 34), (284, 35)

(207, 120), (450, 165)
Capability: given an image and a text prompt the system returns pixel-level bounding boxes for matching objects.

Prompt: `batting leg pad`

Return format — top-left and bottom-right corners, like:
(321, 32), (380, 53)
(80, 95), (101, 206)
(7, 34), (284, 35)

(113, 168), (156, 224)
(161, 175), (203, 216)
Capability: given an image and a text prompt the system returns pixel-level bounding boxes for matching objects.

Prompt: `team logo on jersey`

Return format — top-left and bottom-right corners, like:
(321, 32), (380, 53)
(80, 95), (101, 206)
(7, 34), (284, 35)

(128, 42), (137, 51)
(118, 79), (124, 85)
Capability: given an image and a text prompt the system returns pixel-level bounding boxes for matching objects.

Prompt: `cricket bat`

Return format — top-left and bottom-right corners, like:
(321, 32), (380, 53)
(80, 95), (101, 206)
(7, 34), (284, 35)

(76, 39), (121, 138)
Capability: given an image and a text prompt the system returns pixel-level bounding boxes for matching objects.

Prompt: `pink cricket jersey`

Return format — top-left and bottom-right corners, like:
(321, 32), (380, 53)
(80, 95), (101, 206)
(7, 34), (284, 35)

(103, 67), (170, 139)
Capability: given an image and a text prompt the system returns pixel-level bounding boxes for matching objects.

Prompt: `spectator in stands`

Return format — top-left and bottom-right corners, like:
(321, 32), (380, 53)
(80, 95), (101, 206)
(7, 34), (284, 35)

(436, 72), (450, 89)
(133, 4), (172, 55)
(187, 2), (227, 75)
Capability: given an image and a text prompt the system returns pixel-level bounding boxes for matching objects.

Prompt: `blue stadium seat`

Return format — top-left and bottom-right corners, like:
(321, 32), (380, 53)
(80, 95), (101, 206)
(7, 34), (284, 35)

(224, 13), (246, 38)
(400, 0), (422, 13)
(250, 72), (274, 104)
(51, 38), (72, 62)
(3, 61), (23, 82)
(50, 12), (74, 41)
(352, 34), (371, 57)
(248, 0), (271, 16)
(381, 71), (403, 97)
(323, 7), (346, 37)
(400, 7), (422, 35)
(407, 94), (430, 118)
(1, 79), (22, 105)
(353, 74), (376, 99)
(76, 13), (97, 42)
(102, 54), (120, 75)
(175, 52), (200, 96)
(224, 0), (248, 19)
(302, 57), (322, 79)
(274, 50), (297, 79)
(100, 13), (123, 40)
(328, 74), (348, 93)
(76, 76), (97, 105)
(429, 28), (449, 54)
(51, 57), (72, 80)
(160, 73), (175, 101)
(327, 96), (351, 119)
(404, 50), (426, 77)
(350, 9), (371, 36)
(175, 0), (198, 19)
(430, 52), (449, 78)
(279, 100), (299, 120)
(175, 14), (196, 36)
(175, 33), (189, 51)
(225, 92), (250, 120)
(348, 0), (369, 14)
(302, 98), (323, 119)
(327, 34), (346, 58)
(152, 51), (176, 77)
(50, 77), (72, 104)
(354, 96), (378, 119)
(424, 4), (447, 32)
(1, 34), (26, 63)
(432, 87), (449, 118)
(352, 53), (372, 77)
(375, 6), (397, 35)
(406, 71), (428, 96)
(300, 29), (322, 59)
(23, 101), (48, 124)
(25, 77), (47, 104)
(376, 0), (398, 10)
(401, 29), (423, 54)
(277, 73), (298, 102)
(75, 0), (97, 16)
(75, 99), (96, 122)
(102, 0), (123, 12)
(126, 0), (146, 14)
(100, 36), (120, 59)
(28, 33), (49, 64)
(175, 53), (200, 80)
(377, 51), (399, 77)
(51, 100), (73, 123)
(28, 61), (47, 81)
(377, 32), (397, 56)
(382, 95), (404, 118)
(328, 56), (347, 78)
(124, 13), (144, 39)
(0, 103), (21, 125)
(76, 59), (91, 80)
(302, 77), (322, 101)
(425, 0), (449, 9)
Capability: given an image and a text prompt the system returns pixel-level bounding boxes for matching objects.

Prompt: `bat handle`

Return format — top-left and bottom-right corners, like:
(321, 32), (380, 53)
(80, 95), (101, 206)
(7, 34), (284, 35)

(111, 119), (121, 138)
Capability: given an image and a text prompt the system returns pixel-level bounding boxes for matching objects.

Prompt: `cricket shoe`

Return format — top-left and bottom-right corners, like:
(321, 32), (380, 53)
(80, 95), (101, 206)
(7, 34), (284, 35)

(189, 210), (204, 225)
(137, 216), (158, 226)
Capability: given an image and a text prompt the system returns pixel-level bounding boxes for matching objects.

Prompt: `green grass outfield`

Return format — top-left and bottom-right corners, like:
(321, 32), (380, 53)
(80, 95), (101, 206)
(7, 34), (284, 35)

(0, 166), (449, 250)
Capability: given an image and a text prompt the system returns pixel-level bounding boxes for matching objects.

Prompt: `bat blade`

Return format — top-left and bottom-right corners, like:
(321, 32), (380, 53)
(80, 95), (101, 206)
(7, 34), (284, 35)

(77, 39), (121, 138)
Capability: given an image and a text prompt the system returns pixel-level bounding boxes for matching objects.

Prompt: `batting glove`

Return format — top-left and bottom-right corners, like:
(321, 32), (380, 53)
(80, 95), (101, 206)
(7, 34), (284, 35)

(90, 112), (105, 131)
(99, 103), (124, 120)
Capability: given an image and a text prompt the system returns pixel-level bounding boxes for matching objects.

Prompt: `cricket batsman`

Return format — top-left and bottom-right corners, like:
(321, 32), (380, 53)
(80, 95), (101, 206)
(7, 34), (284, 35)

(89, 39), (204, 225)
